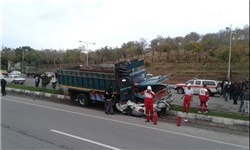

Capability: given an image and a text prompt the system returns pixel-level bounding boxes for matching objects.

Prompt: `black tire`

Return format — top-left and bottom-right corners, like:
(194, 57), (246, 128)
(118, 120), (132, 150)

(77, 93), (90, 107)
(125, 107), (132, 116)
(11, 80), (16, 84)
(177, 87), (184, 94)
(68, 90), (77, 101)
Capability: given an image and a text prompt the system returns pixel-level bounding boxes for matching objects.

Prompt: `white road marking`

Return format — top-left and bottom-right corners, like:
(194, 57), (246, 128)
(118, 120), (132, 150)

(51, 129), (121, 150)
(3, 98), (249, 149)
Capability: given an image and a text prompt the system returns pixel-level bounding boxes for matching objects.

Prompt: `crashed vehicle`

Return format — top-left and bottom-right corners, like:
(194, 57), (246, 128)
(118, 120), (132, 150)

(116, 86), (174, 117)
(57, 59), (171, 117)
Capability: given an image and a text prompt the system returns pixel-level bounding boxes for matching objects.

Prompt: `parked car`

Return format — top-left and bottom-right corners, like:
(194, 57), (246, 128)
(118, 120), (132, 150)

(41, 72), (55, 78)
(174, 78), (221, 96)
(10, 70), (22, 74)
(5, 74), (25, 84)
(0, 74), (5, 79)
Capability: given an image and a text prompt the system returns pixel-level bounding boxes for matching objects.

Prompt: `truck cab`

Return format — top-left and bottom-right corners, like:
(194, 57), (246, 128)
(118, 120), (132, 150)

(116, 60), (169, 103)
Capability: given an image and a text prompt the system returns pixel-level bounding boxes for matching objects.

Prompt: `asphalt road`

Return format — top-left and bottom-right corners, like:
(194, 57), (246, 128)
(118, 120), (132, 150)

(1, 95), (249, 149)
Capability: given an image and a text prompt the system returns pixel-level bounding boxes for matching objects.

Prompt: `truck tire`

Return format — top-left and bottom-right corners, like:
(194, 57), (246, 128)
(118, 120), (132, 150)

(177, 87), (184, 94)
(78, 93), (90, 107)
(68, 90), (77, 101)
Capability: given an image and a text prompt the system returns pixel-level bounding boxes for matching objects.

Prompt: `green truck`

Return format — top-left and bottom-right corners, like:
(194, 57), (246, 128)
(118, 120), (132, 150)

(25, 66), (38, 77)
(57, 59), (170, 107)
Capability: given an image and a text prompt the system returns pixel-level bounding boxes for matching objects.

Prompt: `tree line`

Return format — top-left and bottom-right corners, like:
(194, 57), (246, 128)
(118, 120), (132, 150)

(1, 25), (249, 71)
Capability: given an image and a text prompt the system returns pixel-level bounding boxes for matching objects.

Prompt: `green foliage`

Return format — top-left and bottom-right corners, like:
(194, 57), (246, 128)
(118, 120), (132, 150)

(1, 26), (249, 70)
(185, 41), (204, 54)
(41, 75), (51, 88)
(6, 84), (58, 94)
(213, 46), (230, 62)
(144, 60), (151, 67)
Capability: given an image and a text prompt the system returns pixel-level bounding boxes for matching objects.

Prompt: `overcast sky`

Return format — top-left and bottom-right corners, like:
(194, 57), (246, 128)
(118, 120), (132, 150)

(1, 0), (249, 50)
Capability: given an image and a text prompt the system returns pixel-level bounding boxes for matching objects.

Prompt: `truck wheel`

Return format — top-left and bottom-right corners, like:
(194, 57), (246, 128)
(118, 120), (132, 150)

(177, 88), (184, 94)
(68, 90), (77, 101)
(78, 93), (90, 107)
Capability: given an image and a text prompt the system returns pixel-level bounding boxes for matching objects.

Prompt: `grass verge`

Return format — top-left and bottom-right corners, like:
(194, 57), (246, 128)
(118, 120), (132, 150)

(171, 105), (250, 121)
(6, 84), (62, 94)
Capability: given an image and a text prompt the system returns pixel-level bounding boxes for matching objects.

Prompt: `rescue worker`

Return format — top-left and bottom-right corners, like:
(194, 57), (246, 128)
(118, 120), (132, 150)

(182, 83), (193, 114)
(141, 86), (155, 122)
(104, 85), (114, 115)
(198, 84), (209, 113)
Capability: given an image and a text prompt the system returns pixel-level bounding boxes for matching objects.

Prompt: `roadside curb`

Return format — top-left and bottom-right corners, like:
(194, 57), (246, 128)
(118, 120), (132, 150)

(169, 111), (249, 127)
(5, 87), (250, 128)
(6, 87), (70, 100)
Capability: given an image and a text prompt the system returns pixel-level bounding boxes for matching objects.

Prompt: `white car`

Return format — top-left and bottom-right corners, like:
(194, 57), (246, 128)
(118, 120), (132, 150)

(174, 78), (221, 96)
(0, 74), (5, 79)
(5, 74), (25, 84)
(10, 70), (22, 74)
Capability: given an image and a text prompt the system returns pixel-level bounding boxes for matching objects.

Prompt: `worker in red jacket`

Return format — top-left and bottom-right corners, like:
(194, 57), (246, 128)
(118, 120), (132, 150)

(141, 86), (156, 122)
(198, 84), (210, 113)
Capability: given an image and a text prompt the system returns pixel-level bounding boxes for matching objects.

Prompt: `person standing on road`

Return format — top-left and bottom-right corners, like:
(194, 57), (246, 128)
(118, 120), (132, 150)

(141, 86), (155, 122)
(104, 85), (114, 115)
(1, 77), (7, 96)
(233, 81), (243, 105)
(224, 82), (230, 102)
(35, 75), (40, 87)
(198, 84), (209, 113)
(220, 78), (228, 98)
(229, 81), (235, 100)
(51, 75), (57, 89)
(241, 87), (249, 113)
(182, 83), (193, 114)
(239, 82), (247, 112)
(220, 80), (225, 98)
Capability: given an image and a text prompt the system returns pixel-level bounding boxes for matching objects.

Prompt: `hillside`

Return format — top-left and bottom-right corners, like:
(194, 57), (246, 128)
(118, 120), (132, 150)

(38, 50), (249, 84)
(143, 51), (249, 84)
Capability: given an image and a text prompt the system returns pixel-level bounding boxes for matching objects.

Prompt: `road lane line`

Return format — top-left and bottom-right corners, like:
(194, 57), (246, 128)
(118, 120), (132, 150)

(3, 98), (249, 149)
(51, 129), (121, 150)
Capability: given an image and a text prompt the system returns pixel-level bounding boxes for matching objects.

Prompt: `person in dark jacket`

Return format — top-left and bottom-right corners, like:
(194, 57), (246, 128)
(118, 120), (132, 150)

(104, 85), (114, 115)
(229, 81), (235, 100)
(1, 77), (7, 96)
(35, 75), (40, 87)
(220, 78), (228, 98)
(233, 82), (241, 104)
(224, 82), (230, 102)
(220, 80), (224, 98)
(240, 88), (249, 113)
(239, 87), (246, 112)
